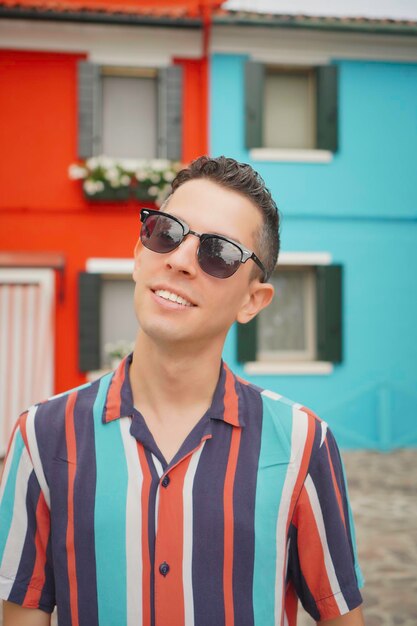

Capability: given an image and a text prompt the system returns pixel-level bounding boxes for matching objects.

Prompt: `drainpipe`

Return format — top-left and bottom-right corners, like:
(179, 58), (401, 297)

(200, 1), (213, 154)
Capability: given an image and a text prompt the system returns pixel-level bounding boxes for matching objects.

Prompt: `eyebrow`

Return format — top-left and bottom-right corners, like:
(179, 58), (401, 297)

(167, 210), (244, 246)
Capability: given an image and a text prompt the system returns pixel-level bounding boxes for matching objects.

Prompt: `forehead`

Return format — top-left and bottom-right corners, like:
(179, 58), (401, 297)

(165, 178), (262, 245)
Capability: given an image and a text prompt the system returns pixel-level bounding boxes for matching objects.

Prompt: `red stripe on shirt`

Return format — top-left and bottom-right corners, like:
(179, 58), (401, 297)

(284, 581), (299, 626)
(103, 357), (126, 423)
(293, 485), (340, 617)
(223, 426), (241, 626)
(223, 365), (240, 427)
(18, 410), (31, 458)
(222, 370), (242, 626)
(137, 443), (152, 626)
(154, 455), (193, 626)
(23, 491), (50, 608)
(287, 409), (316, 528)
(65, 391), (79, 626)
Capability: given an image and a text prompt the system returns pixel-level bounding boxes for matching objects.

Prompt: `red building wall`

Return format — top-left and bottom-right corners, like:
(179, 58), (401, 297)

(0, 48), (207, 393)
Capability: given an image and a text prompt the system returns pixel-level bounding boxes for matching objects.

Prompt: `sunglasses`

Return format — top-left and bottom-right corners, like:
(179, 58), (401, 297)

(140, 209), (267, 281)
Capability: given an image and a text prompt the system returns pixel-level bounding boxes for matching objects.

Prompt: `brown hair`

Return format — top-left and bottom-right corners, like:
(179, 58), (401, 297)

(167, 155), (280, 281)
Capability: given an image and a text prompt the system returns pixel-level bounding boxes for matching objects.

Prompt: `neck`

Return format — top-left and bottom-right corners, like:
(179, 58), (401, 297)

(129, 330), (224, 423)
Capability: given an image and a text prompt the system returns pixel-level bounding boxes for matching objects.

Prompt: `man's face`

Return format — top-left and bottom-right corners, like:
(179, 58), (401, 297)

(132, 178), (273, 351)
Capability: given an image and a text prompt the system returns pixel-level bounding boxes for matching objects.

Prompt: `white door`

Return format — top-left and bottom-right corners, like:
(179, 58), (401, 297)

(0, 268), (55, 456)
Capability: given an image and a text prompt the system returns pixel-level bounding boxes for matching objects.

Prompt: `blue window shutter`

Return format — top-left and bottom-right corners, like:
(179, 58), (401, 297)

(78, 272), (101, 372)
(77, 60), (102, 159)
(316, 264), (343, 362)
(316, 65), (338, 152)
(245, 61), (265, 149)
(237, 317), (258, 363)
(157, 65), (183, 160)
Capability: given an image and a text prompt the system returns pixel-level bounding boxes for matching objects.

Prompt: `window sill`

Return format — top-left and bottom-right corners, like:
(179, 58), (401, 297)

(244, 361), (334, 376)
(249, 148), (333, 163)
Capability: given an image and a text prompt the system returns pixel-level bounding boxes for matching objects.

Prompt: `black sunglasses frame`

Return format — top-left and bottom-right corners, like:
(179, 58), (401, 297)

(140, 208), (267, 282)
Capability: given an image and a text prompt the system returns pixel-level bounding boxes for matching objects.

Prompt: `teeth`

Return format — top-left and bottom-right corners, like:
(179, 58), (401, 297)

(154, 289), (193, 307)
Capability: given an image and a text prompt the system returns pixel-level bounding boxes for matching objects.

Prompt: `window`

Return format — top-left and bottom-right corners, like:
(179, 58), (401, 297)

(102, 70), (158, 159)
(245, 61), (338, 153)
(100, 275), (137, 366)
(237, 262), (343, 368)
(263, 67), (316, 150)
(258, 267), (317, 361)
(78, 266), (138, 372)
(77, 62), (183, 161)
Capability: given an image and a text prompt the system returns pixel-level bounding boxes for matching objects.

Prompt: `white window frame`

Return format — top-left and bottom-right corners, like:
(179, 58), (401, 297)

(85, 258), (135, 380)
(244, 252), (334, 376)
(251, 64), (333, 163)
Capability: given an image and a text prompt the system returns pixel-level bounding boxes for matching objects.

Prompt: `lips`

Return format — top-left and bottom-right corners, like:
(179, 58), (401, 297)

(150, 285), (197, 307)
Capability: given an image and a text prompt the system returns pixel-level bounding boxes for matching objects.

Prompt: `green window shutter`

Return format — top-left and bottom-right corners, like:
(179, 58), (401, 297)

(77, 60), (102, 159)
(315, 65), (339, 152)
(316, 264), (343, 363)
(78, 272), (101, 372)
(157, 65), (183, 160)
(245, 61), (265, 149)
(237, 317), (258, 363)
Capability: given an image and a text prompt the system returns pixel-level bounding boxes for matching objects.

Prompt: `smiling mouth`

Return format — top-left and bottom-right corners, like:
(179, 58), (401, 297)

(153, 289), (195, 307)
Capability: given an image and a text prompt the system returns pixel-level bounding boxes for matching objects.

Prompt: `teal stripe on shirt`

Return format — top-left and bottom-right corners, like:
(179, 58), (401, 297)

(0, 430), (25, 565)
(253, 394), (294, 626)
(93, 373), (129, 626)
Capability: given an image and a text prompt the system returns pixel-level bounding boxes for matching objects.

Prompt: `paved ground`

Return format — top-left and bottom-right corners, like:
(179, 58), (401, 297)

(298, 449), (417, 626)
(2, 449), (417, 625)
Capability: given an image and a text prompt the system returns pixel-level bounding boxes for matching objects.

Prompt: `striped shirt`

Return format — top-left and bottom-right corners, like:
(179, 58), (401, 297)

(0, 353), (363, 625)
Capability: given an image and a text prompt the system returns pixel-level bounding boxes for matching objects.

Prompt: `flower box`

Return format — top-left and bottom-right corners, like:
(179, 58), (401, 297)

(83, 184), (131, 202)
(69, 157), (183, 207)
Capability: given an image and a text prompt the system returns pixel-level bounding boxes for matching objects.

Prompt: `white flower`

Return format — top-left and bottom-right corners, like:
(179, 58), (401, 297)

(150, 159), (170, 171)
(68, 164), (87, 180)
(120, 175), (131, 186)
(97, 156), (115, 169)
(135, 171), (148, 182)
(119, 158), (140, 172)
(83, 179), (100, 195)
(95, 180), (105, 192)
(110, 179), (121, 188)
(104, 167), (119, 182)
(163, 170), (175, 182)
(150, 173), (161, 183)
(148, 185), (159, 197)
(86, 157), (99, 170)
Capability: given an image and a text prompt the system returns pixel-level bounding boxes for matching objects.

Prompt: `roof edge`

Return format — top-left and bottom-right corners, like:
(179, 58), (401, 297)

(214, 12), (417, 36)
(0, 6), (201, 27)
(1, 6), (417, 35)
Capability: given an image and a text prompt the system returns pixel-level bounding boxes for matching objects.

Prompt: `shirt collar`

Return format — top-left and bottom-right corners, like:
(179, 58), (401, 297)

(102, 352), (245, 428)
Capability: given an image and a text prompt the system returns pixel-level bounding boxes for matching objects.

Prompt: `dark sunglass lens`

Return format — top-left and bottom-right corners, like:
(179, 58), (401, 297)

(141, 215), (183, 253)
(198, 237), (242, 278)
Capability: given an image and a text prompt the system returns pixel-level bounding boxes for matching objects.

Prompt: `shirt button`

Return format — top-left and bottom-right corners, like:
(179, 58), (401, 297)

(161, 475), (170, 488)
(159, 561), (170, 577)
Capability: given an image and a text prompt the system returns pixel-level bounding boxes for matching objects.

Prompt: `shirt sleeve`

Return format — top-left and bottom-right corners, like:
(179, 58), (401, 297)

(287, 424), (364, 622)
(0, 416), (55, 613)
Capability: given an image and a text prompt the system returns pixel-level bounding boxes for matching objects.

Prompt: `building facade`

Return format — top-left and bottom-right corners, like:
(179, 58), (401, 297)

(0, 0), (416, 451)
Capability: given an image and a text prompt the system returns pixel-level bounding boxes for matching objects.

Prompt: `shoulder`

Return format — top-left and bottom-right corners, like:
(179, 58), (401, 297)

(24, 377), (99, 427)
(235, 373), (327, 466)
(17, 374), (109, 466)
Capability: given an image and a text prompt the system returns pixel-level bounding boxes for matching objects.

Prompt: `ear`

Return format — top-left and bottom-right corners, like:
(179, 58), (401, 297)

(236, 281), (275, 324)
(132, 238), (143, 281)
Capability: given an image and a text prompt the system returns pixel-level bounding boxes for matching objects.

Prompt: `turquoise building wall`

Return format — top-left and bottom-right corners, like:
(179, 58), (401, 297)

(211, 54), (417, 449)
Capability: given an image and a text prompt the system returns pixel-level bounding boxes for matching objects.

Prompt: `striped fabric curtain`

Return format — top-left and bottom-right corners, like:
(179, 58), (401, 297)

(0, 269), (55, 456)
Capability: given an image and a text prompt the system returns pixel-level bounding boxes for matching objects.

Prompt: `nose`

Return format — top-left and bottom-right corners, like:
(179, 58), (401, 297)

(164, 232), (200, 277)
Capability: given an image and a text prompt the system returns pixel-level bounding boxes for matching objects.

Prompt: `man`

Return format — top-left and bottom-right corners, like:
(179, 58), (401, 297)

(0, 156), (364, 625)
